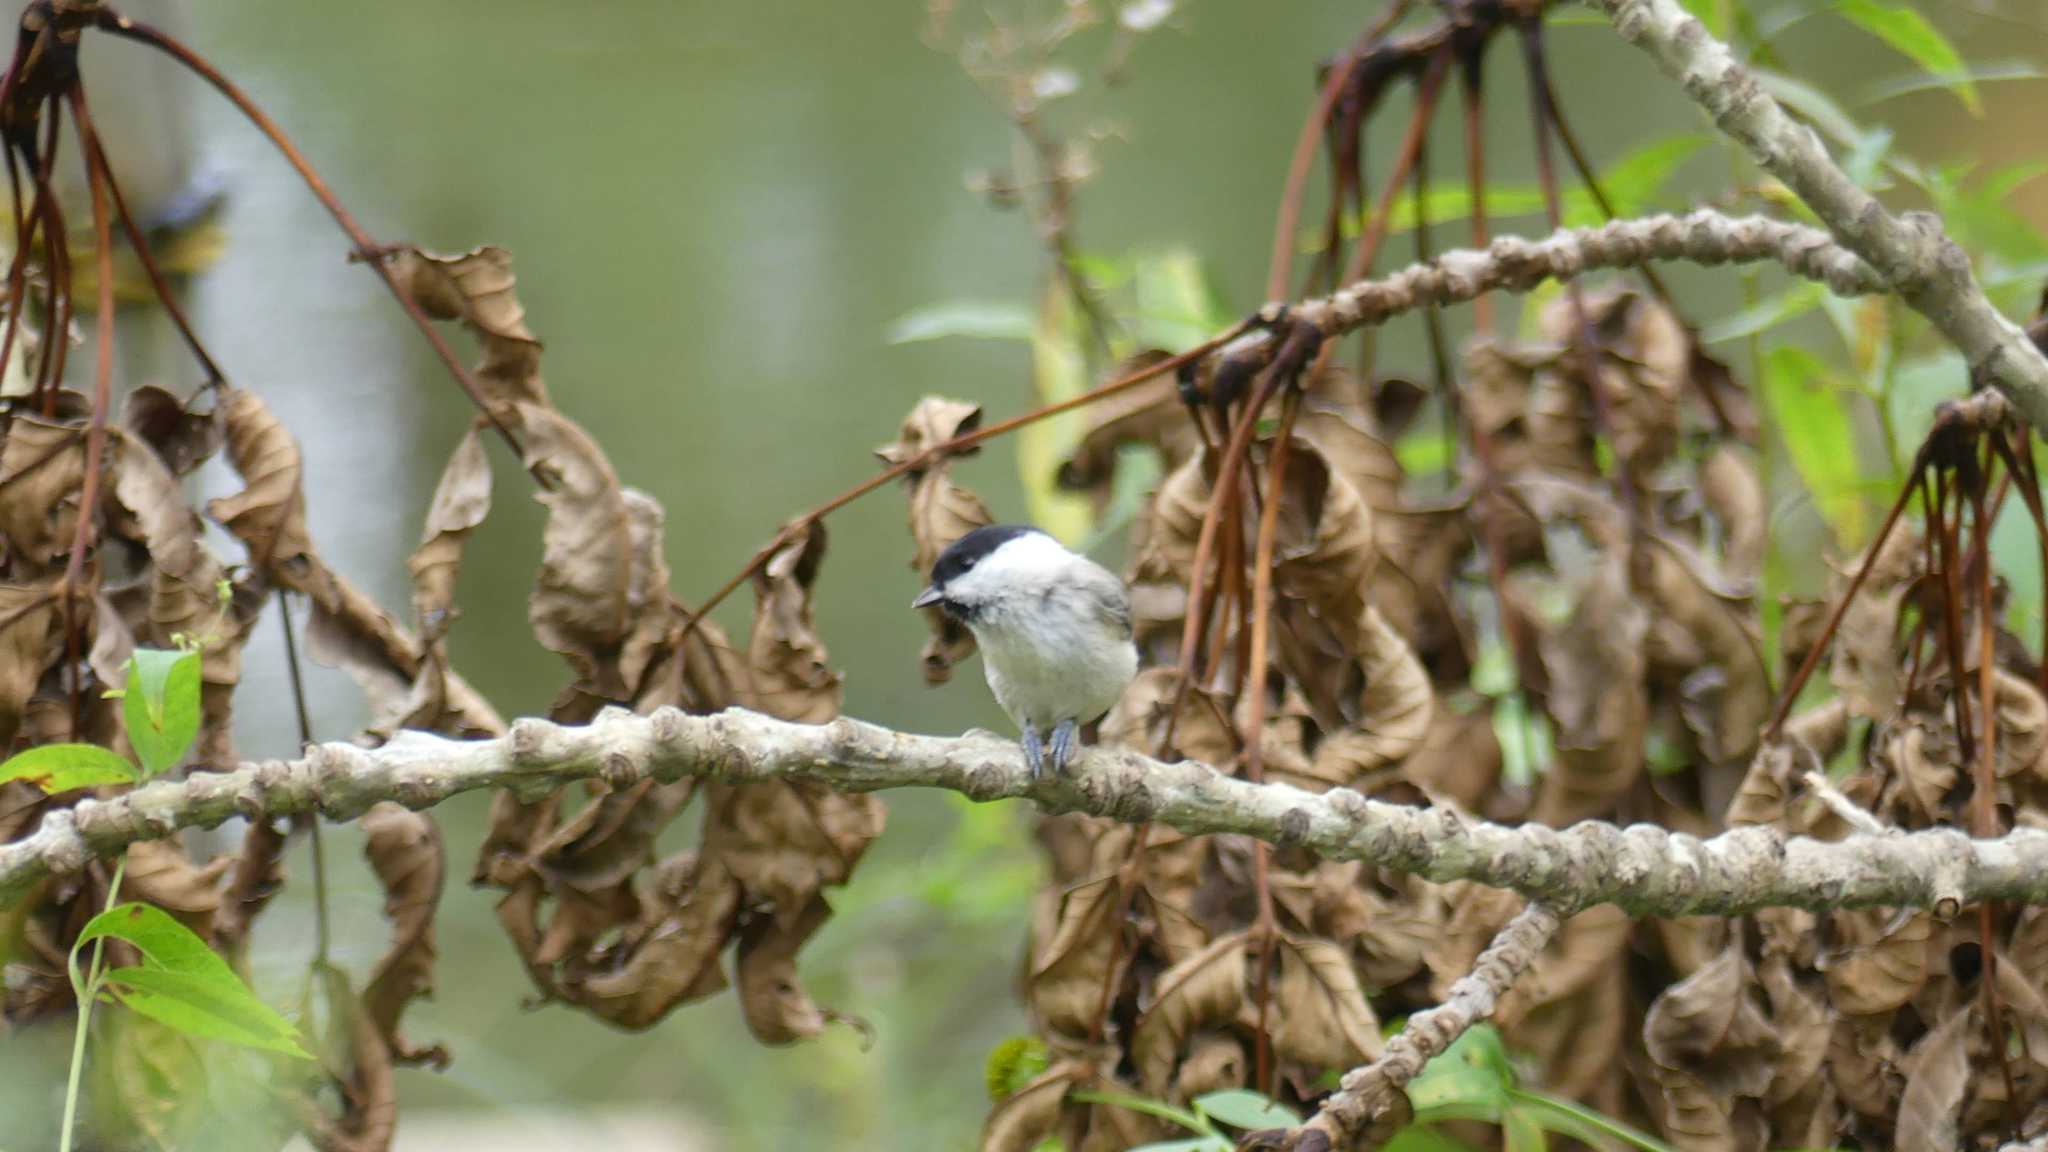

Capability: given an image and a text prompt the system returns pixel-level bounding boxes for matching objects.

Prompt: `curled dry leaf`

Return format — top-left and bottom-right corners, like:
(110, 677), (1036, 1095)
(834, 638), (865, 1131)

(1540, 286), (1688, 473)
(1536, 551), (1650, 825)
(746, 521), (841, 723)
(361, 803), (448, 1068)
(1031, 873), (1129, 1040)
(407, 426), (493, 630)
(736, 893), (840, 1045)
(388, 245), (548, 425)
(0, 414), (82, 569)
(208, 387), (321, 582)
(576, 850), (741, 1026)
(979, 1061), (1083, 1152)
(1132, 930), (1247, 1095)
(1828, 528), (1920, 724)
(0, 584), (55, 746)
(1269, 435), (1376, 643)
(1265, 933), (1382, 1073)
(1643, 945), (1777, 1102)
(119, 840), (230, 940)
(1896, 1005), (1972, 1152)
(878, 396), (992, 684)
(1308, 606), (1433, 788)
(1698, 443), (1764, 584)
(1056, 350), (1199, 509)
(122, 384), (221, 477)
(1824, 907), (1931, 1017)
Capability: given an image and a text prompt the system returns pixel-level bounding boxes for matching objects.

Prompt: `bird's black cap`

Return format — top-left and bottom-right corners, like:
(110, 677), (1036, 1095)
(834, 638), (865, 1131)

(928, 524), (1045, 587)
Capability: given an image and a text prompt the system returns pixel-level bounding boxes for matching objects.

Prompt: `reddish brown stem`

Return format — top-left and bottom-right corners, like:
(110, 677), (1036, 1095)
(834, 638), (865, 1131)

(1340, 48), (1451, 287)
(1763, 437), (1932, 741)
(75, 90), (223, 383)
(681, 325), (1246, 637)
(95, 10), (533, 471)
(1460, 52), (1492, 337)
(1242, 387), (1303, 1097)
(1268, 47), (1365, 302)
(58, 81), (110, 728)
(1964, 458), (2020, 1122)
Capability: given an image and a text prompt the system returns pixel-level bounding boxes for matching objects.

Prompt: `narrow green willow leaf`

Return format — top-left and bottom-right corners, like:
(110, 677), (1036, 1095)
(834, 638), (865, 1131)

(0, 743), (137, 793)
(122, 648), (202, 778)
(1193, 1089), (1301, 1129)
(1070, 1090), (1210, 1134)
(1698, 281), (1825, 345)
(1762, 345), (1867, 546)
(1834, 0), (1979, 114)
(1862, 60), (2044, 105)
(1405, 1024), (1512, 1117)
(884, 301), (1035, 344)
(103, 966), (308, 1058)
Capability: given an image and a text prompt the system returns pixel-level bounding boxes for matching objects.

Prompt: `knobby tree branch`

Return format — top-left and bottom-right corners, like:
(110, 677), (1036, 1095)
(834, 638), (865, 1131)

(8, 706), (2048, 918)
(1265, 902), (1567, 1151)
(1591, 0), (2048, 426)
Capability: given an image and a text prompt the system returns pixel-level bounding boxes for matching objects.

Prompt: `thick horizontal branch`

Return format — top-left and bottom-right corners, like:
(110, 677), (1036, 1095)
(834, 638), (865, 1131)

(1593, 0), (2048, 426)
(7, 708), (2048, 917)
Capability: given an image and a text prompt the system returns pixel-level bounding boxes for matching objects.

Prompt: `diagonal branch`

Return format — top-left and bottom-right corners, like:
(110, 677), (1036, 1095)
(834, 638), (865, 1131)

(1251, 902), (1566, 1151)
(6, 706), (2048, 917)
(1591, 0), (2048, 426)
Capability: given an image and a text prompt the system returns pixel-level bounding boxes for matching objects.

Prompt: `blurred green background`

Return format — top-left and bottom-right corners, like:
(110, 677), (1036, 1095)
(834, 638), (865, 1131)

(4, 0), (2048, 1147)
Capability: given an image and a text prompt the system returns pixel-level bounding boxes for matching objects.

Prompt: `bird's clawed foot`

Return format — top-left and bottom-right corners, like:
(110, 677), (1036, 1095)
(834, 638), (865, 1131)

(1021, 725), (1047, 779)
(1049, 719), (1079, 774)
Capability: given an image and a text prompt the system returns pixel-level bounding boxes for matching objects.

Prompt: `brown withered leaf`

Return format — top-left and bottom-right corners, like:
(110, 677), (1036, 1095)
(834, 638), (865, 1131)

(1644, 945), (1776, 1100)
(1266, 933), (1382, 1072)
(1541, 286), (1687, 473)
(1758, 955), (1831, 1110)
(1828, 528), (1919, 724)
(1308, 606), (1433, 788)
(1132, 930), (1248, 1095)
(702, 779), (882, 927)
(406, 426), (493, 629)
(1174, 1033), (1247, 1101)
(1297, 397), (1403, 509)
(1824, 907), (1931, 1016)
(746, 522), (841, 722)
(388, 245), (548, 424)
(877, 396), (993, 684)
(1402, 705), (1503, 813)
(1536, 551), (1649, 825)
(523, 404), (635, 691)
(122, 384), (220, 477)
(360, 803), (446, 1068)
(1896, 1005), (1972, 1152)
(207, 387), (320, 581)
(214, 818), (286, 955)
(120, 840), (229, 939)
(736, 893), (840, 1045)
(1648, 537), (1770, 774)
(980, 1062), (1083, 1152)
(1698, 443), (1764, 584)
(0, 414), (83, 568)
(1031, 874), (1129, 1040)
(1827, 1012), (1901, 1119)
(1056, 350), (1197, 510)
(0, 584), (55, 746)
(1269, 435), (1376, 641)
(1100, 667), (1236, 769)
(299, 969), (397, 1152)
(577, 851), (741, 1027)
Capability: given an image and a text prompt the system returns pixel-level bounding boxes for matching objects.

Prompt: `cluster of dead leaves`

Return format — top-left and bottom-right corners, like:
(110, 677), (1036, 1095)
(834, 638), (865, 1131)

(904, 283), (1816, 1148)
(387, 246), (882, 1046)
(0, 376), (459, 1152)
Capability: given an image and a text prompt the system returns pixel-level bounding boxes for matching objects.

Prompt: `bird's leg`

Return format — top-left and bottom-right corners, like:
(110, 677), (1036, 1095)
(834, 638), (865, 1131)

(1049, 718), (1079, 774)
(1020, 724), (1046, 779)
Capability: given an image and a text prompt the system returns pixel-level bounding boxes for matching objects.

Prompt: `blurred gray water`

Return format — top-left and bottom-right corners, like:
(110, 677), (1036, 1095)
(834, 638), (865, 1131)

(5, 0), (2037, 1147)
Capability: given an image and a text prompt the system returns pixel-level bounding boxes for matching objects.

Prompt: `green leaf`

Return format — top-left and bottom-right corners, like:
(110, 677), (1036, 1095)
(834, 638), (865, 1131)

(1834, 0), (1978, 114)
(1071, 1090), (1211, 1134)
(1697, 281), (1825, 345)
(1862, 60), (2044, 105)
(122, 648), (202, 778)
(0, 743), (137, 793)
(1193, 1089), (1301, 1130)
(1395, 431), (1453, 476)
(76, 902), (235, 979)
(884, 301), (1035, 344)
(1384, 1128), (1486, 1152)
(1762, 345), (1867, 546)
(1128, 1140), (1229, 1152)
(103, 966), (308, 1058)
(1407, 1024), (1513, 1119)
(1022, 281), (1101, 546)
(1502, 1107), (1549, 1152)
(1509, 1089), (1678, 1152)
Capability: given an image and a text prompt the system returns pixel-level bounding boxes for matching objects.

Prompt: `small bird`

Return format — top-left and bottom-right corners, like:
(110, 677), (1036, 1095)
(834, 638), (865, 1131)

(912, 524), (1138, 777)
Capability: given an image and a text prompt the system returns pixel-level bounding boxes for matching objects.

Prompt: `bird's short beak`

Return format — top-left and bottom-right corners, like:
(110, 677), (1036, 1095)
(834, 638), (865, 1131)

(911, 585), (944, 610)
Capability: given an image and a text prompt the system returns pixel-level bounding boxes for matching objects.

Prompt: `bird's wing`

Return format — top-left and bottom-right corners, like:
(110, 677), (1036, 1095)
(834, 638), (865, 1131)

(1075, 563), (1133, 639)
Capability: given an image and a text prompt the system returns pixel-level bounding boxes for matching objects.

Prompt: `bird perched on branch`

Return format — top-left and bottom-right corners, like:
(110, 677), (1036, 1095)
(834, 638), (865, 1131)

(912, 524), (1137, 777)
